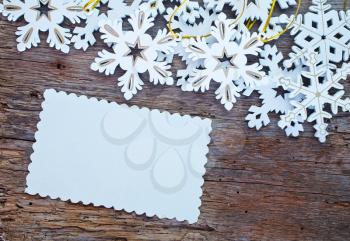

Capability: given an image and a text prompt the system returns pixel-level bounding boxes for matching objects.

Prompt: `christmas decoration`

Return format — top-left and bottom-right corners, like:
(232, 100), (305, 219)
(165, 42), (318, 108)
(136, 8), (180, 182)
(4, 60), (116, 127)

(178, 14), (268, 111)
(278, 52), (350, 142)
(91, 10), (176, 100)
(245, 45), (304, 136)
(282, 0), (350, 68)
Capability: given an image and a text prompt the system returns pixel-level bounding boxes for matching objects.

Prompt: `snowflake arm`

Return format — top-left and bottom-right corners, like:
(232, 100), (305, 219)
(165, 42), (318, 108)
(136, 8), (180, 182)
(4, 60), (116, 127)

(91, 48), (124, 75)
(57, 0), (85, 24)
(1, 0), (28, 21)
(47, 23), (72, 53)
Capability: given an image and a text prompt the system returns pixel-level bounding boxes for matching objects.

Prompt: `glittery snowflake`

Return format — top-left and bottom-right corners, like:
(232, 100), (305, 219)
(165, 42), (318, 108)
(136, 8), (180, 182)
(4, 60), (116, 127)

(71, 0), (141, 50)
(180, 13), (267, 111)
(282, 0), (350, 68)
(245, 45), (304, 135)
(278, 52), (350, 142)
(0, 0), (85, 52)
(91, 10), (176, 100)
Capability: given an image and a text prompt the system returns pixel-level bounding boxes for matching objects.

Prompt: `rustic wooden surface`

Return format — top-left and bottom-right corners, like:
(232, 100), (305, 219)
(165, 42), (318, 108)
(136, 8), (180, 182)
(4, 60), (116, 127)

(1, 1), (350, 240)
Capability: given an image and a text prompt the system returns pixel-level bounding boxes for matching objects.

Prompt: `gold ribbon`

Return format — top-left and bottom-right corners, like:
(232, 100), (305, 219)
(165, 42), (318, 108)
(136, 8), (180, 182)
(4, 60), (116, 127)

(259, 0), (301, 43)
(83, 0), (100, 12)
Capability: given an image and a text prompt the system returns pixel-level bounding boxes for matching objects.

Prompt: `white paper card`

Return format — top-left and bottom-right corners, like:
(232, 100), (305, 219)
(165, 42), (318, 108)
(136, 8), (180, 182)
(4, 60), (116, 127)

(26, 89), (212, 223)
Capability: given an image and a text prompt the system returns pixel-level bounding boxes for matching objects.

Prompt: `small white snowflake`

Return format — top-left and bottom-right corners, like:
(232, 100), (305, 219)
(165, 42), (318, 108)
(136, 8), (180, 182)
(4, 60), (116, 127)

(71, 0), (141, 50)
(181, 13), (268, 111)
(91, 10), (176, 100)
(245, 45), (304, 136)
(162, 6), (216, 66)
(0, 0), (85, 52)
(164, 7), (215, 38)
(278, 52), (350, 142)
(282, 0), (350, 68)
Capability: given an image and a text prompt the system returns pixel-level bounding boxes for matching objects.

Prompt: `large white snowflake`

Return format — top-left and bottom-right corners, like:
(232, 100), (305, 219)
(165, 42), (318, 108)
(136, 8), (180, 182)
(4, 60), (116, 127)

(282, 0), (350, 68)
(71, 0), (141, 50)
(0, 0), (85, 52)
(180, 13), (268, 111)
(91, 10), (176, 100)
(245, 44), (304, 136)
(278, 52), (350, 142)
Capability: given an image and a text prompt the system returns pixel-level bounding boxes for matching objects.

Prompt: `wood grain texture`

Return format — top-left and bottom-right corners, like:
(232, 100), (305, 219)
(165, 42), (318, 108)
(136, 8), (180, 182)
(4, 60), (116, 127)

(1, 1), (350, 240)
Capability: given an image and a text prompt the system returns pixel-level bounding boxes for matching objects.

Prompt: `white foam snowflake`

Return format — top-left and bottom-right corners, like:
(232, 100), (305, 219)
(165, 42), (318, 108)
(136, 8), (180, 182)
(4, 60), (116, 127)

(91, 10), (176, 100)
(245, 45), (304, 136)
(204, 0), (296, 37)
(165, 6), (215, 36)
(180, 13), (268, 111)
(0, 0), (85, 52)
(278, 52), (350, 142)
(282, 0), (350, 68)
(71, 0), (141, 50)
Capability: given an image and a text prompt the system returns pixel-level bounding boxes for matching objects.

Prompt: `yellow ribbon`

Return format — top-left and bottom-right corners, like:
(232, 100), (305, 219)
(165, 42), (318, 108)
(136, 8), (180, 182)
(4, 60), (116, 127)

(83, 0), (100, 12)
(259, 0), (301, 43)
(168, 0), (247, 39)
(246, 19), (257, 30)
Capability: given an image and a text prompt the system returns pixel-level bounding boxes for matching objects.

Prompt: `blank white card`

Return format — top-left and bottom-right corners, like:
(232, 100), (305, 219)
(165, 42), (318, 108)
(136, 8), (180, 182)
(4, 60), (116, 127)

(26, 89), (212, 223)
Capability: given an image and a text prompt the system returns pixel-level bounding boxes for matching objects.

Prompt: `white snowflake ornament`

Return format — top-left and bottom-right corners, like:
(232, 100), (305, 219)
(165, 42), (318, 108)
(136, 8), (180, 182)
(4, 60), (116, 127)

(245, 45), (304, 135)
(181, 13), (268, 111)
(0, 0), (85, 52)
(278, 52), (350, 142)
(71, 0), (141, 50)
(91, 10), (176, 100)
(164, 6), (215, 36)
(162, 6), (216, 66)
(282, 0), (350, 68)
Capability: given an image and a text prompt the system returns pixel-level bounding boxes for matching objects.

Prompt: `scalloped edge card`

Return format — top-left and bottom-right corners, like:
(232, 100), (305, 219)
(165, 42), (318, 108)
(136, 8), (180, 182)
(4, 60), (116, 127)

(25, 89), (212, 223)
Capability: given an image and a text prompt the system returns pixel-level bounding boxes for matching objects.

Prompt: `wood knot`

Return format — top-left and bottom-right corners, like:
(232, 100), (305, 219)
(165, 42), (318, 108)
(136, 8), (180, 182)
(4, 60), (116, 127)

(56, 63), (66, 70)
(29, 90), (40, 99)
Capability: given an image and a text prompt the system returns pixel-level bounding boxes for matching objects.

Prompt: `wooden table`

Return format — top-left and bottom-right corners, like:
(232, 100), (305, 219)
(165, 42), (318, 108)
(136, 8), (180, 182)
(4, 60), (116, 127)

(1, 1), (350, 240)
